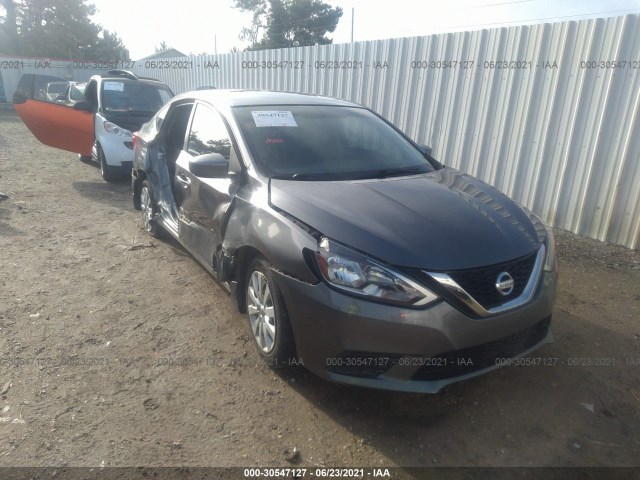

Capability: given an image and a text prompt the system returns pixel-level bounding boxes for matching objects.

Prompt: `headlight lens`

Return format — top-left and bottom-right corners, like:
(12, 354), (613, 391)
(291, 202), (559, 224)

(522, 207), (557, 273)
(543, 224), (556, 272)
(103, 121), (132, 137)
(315, 237), (439, 307)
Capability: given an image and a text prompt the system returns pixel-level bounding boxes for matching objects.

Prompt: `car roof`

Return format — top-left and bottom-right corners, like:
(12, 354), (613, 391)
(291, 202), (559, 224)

(97, 76), (165, 85)
(174, 89), (359, 108)
(89, 70), (167, 86)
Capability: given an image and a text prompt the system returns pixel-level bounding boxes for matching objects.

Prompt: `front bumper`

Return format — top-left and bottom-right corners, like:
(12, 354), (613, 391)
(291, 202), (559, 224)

(95, 132), (135, 168)
(273, 269), (557, 393)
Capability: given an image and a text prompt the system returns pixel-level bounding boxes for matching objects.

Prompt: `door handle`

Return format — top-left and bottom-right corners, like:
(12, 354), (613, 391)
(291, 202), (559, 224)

(176, 173), (191, 185)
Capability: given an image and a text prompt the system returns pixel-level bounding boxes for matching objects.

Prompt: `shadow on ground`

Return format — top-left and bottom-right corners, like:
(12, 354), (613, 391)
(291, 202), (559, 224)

(276, 309), (639, 470)
(72, 179), (131, 209)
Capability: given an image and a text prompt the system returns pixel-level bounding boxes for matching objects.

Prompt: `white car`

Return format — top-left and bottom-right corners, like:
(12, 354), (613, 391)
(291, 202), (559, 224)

(41, 81), (69, 102)
(14, 70), (174, 181)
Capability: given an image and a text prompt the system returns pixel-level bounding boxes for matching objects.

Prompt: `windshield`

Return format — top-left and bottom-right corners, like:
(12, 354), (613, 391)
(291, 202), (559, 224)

(101, 80), (173, 114)
(234, 105), (434, 180)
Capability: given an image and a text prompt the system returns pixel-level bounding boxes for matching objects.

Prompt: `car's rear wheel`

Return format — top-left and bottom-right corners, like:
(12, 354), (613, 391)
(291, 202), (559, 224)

(96, 143), (117, 182)
(245, 257), (296, 368)
(140, 179), (161, 238)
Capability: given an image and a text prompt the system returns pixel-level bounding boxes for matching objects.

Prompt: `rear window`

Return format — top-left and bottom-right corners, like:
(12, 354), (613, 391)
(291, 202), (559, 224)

(101, 80), (173, 114)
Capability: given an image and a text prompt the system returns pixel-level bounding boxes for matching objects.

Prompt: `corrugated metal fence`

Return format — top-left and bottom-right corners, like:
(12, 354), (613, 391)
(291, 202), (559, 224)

(132, 14), (640, 250)
(0, 57), (108, 102)
(2, 15), (638, 249)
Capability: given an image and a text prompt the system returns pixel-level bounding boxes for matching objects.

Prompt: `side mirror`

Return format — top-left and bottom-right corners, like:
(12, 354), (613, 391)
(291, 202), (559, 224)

(73, 100), (93, 112)
(417, 143), (444, 170)
(12, 92), (28, 104)
(189, 153), (229, 178)
(417, 144), (433, 156)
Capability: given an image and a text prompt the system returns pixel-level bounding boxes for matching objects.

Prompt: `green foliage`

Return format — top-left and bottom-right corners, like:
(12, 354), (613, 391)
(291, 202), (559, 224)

(233, 0), (342, 50)
(0, 0), (129, 60)
(155, 41), (170, 53)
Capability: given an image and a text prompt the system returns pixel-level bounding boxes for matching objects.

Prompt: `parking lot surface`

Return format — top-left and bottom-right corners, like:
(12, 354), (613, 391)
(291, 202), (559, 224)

(1, 112), (639, 469)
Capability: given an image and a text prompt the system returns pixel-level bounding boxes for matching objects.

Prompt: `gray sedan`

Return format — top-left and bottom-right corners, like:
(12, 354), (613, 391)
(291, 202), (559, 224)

(131, 90), (558, 393)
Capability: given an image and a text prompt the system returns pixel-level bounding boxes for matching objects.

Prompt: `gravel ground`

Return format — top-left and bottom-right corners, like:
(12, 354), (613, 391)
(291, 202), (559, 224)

(0, 111), (639, 472)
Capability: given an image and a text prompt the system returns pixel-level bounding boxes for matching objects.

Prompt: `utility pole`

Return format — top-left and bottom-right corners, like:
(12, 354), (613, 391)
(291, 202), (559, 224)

(351, 8), (354, 43)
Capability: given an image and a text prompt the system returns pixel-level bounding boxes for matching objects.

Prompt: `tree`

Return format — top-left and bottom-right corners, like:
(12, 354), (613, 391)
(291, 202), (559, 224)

(94, 29), (130, 60)
(0, 0), (18, 52)
(233, 0), (342, 50)
(155, 41), (170, 53)
(0, 0), (129, 60)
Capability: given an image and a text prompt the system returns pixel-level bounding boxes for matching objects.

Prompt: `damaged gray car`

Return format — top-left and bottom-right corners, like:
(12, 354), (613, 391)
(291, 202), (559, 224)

(131, 90), (558, 393)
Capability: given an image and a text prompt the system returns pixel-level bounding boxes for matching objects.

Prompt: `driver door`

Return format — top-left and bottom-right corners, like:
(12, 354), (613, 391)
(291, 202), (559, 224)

(175, 103), (235, 269)
(13, 74), (94, 156)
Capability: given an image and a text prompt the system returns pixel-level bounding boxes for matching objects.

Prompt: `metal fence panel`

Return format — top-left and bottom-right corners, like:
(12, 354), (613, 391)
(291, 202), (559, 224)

(132, 15), (640, 250)
(0, 57), (108, 102)
(3, 15), (638, 249)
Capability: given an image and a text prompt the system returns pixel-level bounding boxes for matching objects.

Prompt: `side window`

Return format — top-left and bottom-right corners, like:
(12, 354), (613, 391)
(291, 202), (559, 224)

(187, 104), (231, 159)
(14, 74), (69, 104)
(164, 103), (194, 151)
(155, 104), (170, 131)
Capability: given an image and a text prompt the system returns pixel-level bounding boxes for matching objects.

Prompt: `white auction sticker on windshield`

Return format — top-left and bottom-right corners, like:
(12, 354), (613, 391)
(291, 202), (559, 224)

(104, 81), (124, 91)
(251, 111), (298, 127)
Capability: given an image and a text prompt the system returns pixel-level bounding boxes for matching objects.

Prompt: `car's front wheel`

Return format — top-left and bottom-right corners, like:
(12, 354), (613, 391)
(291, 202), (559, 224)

(245, 257), (296, 368)
(96, 143), (117, 182)
(140, 179), (161, 238)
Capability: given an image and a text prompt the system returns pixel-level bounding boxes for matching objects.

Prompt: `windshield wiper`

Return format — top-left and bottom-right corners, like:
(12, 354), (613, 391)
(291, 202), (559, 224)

(355, 165), (430, 179)
(272, 166), (430, 181)
(290, 172), (335, 180)
(271, 172), (354, 181)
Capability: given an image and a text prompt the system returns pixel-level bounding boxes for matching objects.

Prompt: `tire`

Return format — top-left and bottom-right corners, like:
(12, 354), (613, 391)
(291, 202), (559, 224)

(140, 179), (162, 238)
(78, 154), (92, 163)
(96, 143), (117, 182)
(245, 257), (296, 368)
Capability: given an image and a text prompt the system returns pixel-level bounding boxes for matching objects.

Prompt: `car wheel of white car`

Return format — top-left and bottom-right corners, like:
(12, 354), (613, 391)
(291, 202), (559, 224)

(245, 257), (296, 368)
(140, 180), (161, 238)
(96, 143), (117, 182)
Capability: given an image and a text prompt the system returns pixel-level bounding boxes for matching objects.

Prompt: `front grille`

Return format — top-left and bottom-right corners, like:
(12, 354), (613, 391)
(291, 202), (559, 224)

(448, 250), (538, 309)
(411, 317), (551, 381)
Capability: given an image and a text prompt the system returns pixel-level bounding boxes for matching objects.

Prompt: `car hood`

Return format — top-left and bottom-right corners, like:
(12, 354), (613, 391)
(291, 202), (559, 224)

(269, 168), (542, 270)
(103, 112), (154, 132)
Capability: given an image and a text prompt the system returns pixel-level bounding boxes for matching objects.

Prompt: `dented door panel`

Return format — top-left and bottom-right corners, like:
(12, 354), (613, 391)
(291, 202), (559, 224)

(221, 179), (320, 285)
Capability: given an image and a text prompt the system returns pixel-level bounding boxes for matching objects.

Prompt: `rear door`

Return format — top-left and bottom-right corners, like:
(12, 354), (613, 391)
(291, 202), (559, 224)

(13, 74), (94, 156)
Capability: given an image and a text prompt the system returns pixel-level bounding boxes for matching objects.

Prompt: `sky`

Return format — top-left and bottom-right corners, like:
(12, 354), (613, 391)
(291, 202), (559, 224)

(89, 0), (640, 59)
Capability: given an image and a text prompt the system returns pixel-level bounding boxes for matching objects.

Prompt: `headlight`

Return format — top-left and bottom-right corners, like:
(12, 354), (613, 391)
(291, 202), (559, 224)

(103, 121), (132, 137)
(315, 237), (439, 307)
(543, 224), (557, 272)
(522, 207), (557, 273)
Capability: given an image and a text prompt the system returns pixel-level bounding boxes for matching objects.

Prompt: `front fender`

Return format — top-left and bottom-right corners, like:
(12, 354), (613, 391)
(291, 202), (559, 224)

(222, 180), (320, 285)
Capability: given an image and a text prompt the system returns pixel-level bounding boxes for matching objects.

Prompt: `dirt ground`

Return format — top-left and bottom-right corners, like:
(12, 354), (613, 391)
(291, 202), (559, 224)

(1, 110), (639, 471)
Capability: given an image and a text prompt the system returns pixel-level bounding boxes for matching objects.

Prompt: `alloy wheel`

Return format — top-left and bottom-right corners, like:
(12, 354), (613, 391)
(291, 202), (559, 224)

(247, 271), (276, 352)
(140, 186), (153, 232)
